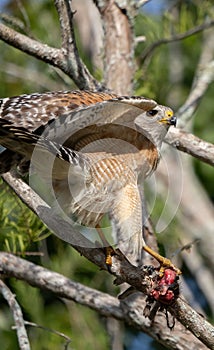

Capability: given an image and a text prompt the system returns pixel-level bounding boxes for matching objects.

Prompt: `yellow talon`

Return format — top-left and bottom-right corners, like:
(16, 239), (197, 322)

(143, 245), (182, 276)
(96, 224), (115, 267)
(105, 247), (115, 266)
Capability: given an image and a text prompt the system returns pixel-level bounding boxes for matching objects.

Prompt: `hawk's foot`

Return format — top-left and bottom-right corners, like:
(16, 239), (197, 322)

(96, 224), (116, 267)
(143, 245), (181, 276)
(105, 246), (116, 266)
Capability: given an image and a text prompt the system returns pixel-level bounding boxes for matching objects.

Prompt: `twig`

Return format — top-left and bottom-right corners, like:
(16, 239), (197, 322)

(136, 0), (151, 8)
(177, 61), (214, 126)
(22, 321), (71, 350)
(0, 279), (31, 350)
(0, 13), (26, 32)
(16, 0), (31, 34)
(0, 252), (210, 350)
(141, 19), (214, 64)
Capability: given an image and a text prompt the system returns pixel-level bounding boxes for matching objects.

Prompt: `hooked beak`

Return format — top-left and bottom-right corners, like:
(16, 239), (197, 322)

(159, 114), (177, 127)
(168, 115), (177, 126)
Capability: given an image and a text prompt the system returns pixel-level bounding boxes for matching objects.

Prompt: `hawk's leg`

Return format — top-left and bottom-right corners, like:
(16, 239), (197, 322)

(143, 245), (182, 276)
(96, 225), (115, 266)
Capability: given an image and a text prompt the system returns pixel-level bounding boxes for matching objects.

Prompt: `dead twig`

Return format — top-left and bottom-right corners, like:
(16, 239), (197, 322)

(0, 279), (31, 350)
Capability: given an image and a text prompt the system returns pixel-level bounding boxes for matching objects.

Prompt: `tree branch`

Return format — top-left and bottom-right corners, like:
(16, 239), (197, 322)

(0, 20), (100, 91)
(54, 0), (102, 90)
(136, 0), (151, 8)
(0, 279), (31, 350)
(54, 0), (75, 51)
(177, 60), (214, 126)
(0, 23), (61, 69)
(23, 321), (71, 349)
(141, 19), (214, 65)
(0, 252), (210, 350)
(165, 127), (214, 167)
(1, 173), (214, 349)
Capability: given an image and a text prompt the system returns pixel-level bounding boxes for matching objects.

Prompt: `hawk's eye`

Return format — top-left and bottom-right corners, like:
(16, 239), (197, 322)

(147, 109), (158, 117)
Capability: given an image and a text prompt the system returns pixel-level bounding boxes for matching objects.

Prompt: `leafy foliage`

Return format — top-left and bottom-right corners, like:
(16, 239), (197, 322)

(0, 178), (50, 253)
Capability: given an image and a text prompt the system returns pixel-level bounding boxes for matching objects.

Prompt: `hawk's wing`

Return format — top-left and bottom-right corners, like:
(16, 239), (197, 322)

(0, 90), (117, 174)
(0, 91), (157, 173)
(0, 91), (118, 131)
(0, 113), (146, 266)
(39, 98), (157, 145)
(0, 90), (156, 133)
(0, 118), (89, 181)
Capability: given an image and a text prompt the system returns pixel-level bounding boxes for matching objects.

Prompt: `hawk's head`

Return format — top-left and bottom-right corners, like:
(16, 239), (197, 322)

(134, 105), (176, 148)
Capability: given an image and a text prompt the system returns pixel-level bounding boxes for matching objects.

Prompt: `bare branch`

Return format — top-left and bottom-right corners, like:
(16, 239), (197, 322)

(23, 321), (71, 349)
(54, 0), (102, 90)
(172, 298), (214, 349)
(0, 21), (101, 90)
(178, 61), (214, 124)
(54, 0), (75, 50)
(16, 0), (31, 34)
(0, 279), (31, 350)
(136, 0), (151, 8)
(0, 12), (26, 33)
(177, 59), (214, 125)
(0, 252), (210, 350)
(141, 20), (214, 65)
(72, 0), (103, 71)
(165, 127), (214, 167)
(1, 173), (106, 269)
(0, 23), (62, 68)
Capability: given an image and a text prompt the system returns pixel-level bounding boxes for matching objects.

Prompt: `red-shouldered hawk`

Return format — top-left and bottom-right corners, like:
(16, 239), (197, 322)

(0, 90), (179, 272)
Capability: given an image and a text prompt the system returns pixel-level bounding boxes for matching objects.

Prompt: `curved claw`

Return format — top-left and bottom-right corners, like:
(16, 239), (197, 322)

(143, 245), (182, 276)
